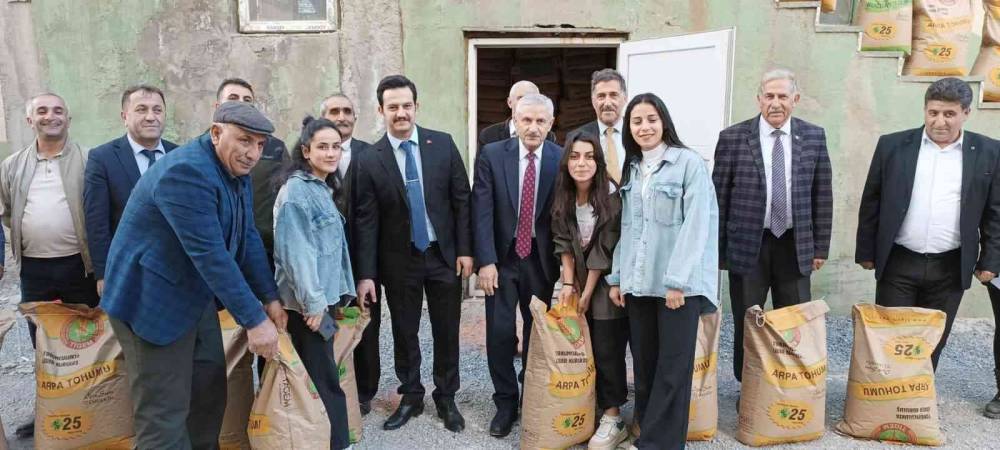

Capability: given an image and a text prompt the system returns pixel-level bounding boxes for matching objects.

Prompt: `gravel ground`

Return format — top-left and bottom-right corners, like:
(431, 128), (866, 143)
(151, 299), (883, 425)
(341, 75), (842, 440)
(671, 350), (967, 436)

(2, 273), (1000, 449)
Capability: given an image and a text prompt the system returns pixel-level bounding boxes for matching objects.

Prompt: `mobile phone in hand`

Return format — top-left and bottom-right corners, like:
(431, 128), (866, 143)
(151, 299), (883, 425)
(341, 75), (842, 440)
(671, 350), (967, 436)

(317, 311), (336, 341)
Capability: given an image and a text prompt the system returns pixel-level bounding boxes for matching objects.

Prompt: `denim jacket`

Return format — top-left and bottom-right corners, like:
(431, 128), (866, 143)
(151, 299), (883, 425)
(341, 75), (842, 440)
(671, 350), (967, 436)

(274, 170), (356, 316)
(607, 146), (719, 307)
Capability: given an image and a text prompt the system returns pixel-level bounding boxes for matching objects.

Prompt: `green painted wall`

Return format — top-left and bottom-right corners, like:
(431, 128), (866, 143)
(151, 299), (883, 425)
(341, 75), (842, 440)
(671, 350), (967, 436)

(399, 0), (1000, 317)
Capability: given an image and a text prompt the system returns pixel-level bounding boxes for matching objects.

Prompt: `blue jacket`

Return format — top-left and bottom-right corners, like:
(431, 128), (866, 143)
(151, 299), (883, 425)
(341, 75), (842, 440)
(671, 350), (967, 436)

(274, 171), (356, 317)
(473, 138), (562, 282)
(84, 135), (178, 280)
(100, 134), (279, 345)
(607, 146), (720, 307)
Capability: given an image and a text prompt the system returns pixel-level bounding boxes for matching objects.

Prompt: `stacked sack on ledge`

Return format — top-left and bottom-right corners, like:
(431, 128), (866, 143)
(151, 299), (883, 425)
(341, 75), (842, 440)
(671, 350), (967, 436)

(972, 0), (1000, 100)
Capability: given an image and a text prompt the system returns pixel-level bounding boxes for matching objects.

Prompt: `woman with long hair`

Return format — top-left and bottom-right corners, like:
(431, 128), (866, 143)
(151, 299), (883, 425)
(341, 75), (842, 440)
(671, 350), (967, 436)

(273, 116), (356, 450)
(607, 93), (719, 449)
(551, 132), (629, 449)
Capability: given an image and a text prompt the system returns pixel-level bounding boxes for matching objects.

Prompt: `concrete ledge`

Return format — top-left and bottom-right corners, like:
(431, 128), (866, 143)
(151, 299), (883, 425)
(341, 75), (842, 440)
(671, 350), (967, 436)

(858, 50), (905, 58)
(815, 24), (861, 33)
(978, 102), (1000, 109)
(899, 75), (985, 83)
(775, 0), (821, 8)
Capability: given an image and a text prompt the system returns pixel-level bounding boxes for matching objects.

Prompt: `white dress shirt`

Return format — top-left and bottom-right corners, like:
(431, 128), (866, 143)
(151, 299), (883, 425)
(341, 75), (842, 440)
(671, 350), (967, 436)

(338, 137), (353, 177)
(388, 128), (437, 242)
(518, 139), (543, 237)
(508, 119), (517, 138)
(597, 118), (626, 173)
(760, 117), (794, 230)
(127, 133), (165, 175)
(895, 131), (964, 254)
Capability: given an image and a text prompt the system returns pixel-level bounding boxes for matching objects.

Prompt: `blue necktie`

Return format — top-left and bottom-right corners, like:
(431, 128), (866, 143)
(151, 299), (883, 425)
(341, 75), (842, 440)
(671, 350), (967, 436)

(140, 149), (158, 168)
(401, 140), (430, 251)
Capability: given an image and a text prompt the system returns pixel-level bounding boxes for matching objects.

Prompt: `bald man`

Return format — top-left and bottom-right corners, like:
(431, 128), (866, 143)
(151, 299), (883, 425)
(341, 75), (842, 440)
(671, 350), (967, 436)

(476, 80), (556, 161)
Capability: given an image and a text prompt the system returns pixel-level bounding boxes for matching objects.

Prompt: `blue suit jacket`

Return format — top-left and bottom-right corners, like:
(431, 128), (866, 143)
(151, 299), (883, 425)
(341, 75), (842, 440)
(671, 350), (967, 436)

(84, 135), (178, 280)
(473, 137), (561, 282)
(100, 134), (278, 345)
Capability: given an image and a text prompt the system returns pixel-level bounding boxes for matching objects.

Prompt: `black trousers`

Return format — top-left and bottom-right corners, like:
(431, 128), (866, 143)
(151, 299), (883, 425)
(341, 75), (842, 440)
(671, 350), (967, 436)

(876, 245), (963, 370)
(353, 281), (383, 404)
(286, 310), (351, 450)
(627, 295), (702, 450)
(110, 302), (227, 450)
(383, 244), (462, 404)
(20, 254), (99, 347)
(486, 241), (554, 410)
(729, 232), (809, 381)
(988, 284), (1000, 374)
(590, 316), (630, 411)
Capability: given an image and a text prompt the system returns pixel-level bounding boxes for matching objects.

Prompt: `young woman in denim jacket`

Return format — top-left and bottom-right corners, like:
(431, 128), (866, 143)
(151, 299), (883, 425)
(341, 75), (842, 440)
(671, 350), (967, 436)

(551, 133), (629, 449)
(273, 116), (357, 450)
(607, 94), (719, 449)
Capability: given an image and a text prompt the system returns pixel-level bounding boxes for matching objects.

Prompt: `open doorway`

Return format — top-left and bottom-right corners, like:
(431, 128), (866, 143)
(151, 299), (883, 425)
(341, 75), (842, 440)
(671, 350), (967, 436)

(475, 47), (617, 143)
(465, 31), (629, 164)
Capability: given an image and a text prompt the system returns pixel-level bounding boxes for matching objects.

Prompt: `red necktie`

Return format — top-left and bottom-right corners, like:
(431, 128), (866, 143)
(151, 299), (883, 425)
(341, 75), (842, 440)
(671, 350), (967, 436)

(515, 152), (537, 259)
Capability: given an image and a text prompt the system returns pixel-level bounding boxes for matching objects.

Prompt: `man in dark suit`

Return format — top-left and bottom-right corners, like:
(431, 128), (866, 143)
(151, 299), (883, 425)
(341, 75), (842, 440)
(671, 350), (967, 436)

(215, 78), (287, 267)
(354, 75), (473, 432)
(321, 92), (380, 416)
(857, 77), (1000, 369)
(713, 69), (833, 382)
(100, 102), (286, 448)
(473, 93), (562, 437)
(565, 68), (627, 183)
(85, 85), (177, 297)
(477, 80), (555, 158)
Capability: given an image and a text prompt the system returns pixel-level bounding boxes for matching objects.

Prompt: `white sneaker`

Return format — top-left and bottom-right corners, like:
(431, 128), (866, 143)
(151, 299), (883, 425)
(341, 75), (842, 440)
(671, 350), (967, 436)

(588, 414), (628, 449)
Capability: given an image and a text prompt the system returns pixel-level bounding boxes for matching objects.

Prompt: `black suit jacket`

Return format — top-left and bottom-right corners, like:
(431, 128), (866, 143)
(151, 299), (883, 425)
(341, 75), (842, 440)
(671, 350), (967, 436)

(354, 126), (472, 285)
(84, 135), (178, 279)
(473, 138), (562, 283)
(565, 120), (601, 144)
(856, 127), (1000, 289)
(477, 119), (556, 166)
(342, 138), (371, 273)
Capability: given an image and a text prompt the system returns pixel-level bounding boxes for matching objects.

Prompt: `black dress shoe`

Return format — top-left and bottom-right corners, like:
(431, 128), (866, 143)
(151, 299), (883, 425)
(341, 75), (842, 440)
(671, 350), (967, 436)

(15, 421), (34, 439)
(383, 401), (423, 430)
(436, 399), (466, 433)
(489, 408), (517, 438)
(360, 400), (372, 416)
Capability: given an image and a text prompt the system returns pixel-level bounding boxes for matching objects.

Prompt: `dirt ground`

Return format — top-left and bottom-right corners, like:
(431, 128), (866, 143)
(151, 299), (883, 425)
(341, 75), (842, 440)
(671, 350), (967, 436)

(2, 266), (999, 449)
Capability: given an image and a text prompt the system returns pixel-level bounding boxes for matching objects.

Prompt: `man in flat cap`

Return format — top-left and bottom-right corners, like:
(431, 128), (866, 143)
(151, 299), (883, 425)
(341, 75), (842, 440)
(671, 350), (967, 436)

(101, 101), (287, 448)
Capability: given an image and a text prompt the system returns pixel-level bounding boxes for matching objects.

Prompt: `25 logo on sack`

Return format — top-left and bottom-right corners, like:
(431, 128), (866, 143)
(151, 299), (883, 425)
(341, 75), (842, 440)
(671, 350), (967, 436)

(768, 400), (813, 430)
(552, 408), (590, 437)
(884, 336), (931, 363)
(43, 409), (92, 439)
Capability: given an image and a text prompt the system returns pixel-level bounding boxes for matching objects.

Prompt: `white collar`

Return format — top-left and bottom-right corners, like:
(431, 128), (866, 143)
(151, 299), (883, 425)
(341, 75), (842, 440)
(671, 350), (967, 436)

(759, 116), (792, 138)
(341, 137), (353, 152)
(508, 119), (517, 137)
(598, 118), (624, 136)
(641, 142), (668, 166)
(921, 129), (964, 151)
(388, 127), (419, 151)
(519, 139), (543, 160)
(127, 133), (164, 155)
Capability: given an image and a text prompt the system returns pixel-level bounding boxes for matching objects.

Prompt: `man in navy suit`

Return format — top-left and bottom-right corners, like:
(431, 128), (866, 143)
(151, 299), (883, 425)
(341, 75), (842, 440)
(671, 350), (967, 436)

(354, 75), (473, 432)
(473, 93), (562, 437)
(84, 85), (177, 297)
(100, 102), (286, 449)
(713, 68), (833, 383)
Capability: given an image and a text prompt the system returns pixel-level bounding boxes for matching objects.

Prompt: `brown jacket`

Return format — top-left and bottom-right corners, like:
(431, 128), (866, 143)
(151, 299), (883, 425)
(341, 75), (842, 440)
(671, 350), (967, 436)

(552, 192), (623, 320)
